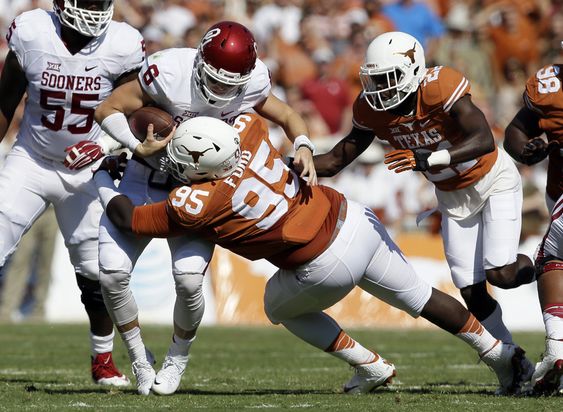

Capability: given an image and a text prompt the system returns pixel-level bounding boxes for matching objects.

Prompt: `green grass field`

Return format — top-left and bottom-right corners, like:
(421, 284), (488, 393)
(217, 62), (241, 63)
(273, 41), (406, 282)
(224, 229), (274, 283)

(0, 324), (559, 410)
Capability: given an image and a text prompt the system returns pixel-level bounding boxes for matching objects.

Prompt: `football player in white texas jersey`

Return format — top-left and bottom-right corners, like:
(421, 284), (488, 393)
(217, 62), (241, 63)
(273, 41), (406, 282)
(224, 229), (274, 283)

(71, 21), (317, 395)
(0, 0), (144, 387)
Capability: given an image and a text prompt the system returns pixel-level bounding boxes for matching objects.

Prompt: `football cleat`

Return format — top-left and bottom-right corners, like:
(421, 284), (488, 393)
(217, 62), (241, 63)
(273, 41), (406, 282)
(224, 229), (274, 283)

(91, 352), (130, 387)
(131, 359), (156, 396)
(530, 339), (563, 396)
(343, 354), (396, 394)
(480, 341), (534, 395)
(152, 351), (189, 395)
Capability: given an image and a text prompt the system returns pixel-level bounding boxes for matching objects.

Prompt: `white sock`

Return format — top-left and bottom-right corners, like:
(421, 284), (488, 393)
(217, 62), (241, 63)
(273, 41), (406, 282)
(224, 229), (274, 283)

(91, 330), (114, 355)
(543, 304), (563, 340)
(325, 330), (377, 366)
(480, 304), (513, 343)
(121, 326), (146, 363)
(169, 334), (195, 357)
(456, 314), (499, 355)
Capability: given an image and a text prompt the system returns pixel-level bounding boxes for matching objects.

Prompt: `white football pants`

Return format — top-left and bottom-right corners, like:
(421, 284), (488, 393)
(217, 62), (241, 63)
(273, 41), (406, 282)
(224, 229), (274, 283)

(441, 188), (522, 289)
(0, 144), (102, 279)
(98, 159), (213, 331)
(264, 200), (433, 347)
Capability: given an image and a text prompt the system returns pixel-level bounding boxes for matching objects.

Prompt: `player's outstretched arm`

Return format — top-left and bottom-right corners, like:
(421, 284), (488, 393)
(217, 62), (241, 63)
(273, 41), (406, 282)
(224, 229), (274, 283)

(255, 92), (318, 185)
(306, 127), (375, 177)
(0, 51), (27, 141)
(92, 158), (177, 237)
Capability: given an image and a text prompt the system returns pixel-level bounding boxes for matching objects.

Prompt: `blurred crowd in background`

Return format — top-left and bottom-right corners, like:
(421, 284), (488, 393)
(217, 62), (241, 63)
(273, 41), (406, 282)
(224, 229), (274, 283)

(0, 0), (557, 318)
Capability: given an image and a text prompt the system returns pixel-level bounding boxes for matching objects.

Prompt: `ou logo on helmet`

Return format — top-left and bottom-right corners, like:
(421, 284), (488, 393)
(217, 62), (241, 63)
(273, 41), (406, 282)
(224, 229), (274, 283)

(200, 28), (221, 47)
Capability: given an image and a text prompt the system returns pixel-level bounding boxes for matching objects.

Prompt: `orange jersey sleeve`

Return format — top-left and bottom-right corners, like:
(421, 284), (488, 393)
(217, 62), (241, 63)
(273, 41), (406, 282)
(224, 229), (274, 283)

(420, 66), (470, 112)
(131, 201), (184, 237)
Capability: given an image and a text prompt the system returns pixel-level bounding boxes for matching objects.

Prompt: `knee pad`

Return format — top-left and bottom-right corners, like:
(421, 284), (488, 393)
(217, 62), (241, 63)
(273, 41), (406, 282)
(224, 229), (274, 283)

(173, 272), (205, 331)
(99, 270), (138, 326)
(68, 240), (99, 281)
(99, 270), (131, 295)
(174, 272), (204, 301)
(75, 273), (106, 312)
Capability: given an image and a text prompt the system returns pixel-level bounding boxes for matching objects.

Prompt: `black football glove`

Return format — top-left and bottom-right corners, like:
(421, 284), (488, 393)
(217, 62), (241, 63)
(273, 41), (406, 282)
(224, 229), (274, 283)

(92, 153), (128, 180)
(521, 138), (559, 165)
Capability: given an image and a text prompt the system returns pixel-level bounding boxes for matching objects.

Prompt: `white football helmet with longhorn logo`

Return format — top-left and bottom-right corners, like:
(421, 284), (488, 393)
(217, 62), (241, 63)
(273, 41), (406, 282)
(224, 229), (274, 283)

(360, 31), (426, 111)
(165, 116), (241, 183)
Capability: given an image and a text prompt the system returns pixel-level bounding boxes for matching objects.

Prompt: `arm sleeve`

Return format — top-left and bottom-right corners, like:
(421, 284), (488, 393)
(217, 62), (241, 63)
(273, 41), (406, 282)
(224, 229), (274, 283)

(131, 201), (183, 237)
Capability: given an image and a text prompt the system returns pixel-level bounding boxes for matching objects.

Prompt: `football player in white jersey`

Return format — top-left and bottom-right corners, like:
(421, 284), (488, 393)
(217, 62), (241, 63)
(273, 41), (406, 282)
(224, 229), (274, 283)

(71, 20), (317, 395)
(0, 0), (144, 387)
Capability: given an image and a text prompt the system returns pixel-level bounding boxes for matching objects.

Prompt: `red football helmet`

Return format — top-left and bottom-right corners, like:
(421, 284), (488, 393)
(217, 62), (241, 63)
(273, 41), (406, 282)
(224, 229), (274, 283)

(194, 21), (257, 107)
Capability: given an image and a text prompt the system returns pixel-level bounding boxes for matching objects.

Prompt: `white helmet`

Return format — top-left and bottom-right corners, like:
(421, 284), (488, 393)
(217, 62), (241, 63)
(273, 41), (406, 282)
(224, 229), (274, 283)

(360, 32), (426, 111)
(54, 0), (114, 38)
(164, 117), (241, 183)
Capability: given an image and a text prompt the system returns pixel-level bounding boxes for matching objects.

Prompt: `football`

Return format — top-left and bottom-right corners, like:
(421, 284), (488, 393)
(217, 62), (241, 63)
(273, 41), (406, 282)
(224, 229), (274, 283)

(127, 106), (175, 141)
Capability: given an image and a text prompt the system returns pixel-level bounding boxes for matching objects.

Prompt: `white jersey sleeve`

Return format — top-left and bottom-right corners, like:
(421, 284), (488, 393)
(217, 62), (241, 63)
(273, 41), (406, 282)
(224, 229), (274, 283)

(138, 48), (189, 106)
(241, 58), (271, 110)
(7, 10), (47, 70)
(106, 21), (145, 82)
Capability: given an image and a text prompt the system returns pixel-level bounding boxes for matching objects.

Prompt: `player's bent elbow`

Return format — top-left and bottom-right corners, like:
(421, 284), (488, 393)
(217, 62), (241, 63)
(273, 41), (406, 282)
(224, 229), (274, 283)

(94, 105), (106, 124)
(106, 198), (134, 233)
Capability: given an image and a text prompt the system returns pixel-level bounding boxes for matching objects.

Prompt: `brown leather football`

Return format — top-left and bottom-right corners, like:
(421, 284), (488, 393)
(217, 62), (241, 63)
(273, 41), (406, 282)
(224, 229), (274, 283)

(127, 106), (175, 141)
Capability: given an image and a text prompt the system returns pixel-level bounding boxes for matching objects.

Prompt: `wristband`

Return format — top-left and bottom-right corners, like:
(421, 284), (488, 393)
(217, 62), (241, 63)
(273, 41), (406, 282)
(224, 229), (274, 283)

(293, 135), (315, 153)
(427, 149), (451, 167)
(93, 170), (121, 209)
(100, 112), (140, 153)
(98, 131), (123, 154)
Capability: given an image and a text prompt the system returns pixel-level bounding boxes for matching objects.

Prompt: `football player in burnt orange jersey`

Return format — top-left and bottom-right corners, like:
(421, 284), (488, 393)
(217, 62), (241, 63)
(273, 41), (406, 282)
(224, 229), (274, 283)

(504, 63), (563, 395)
(308, 32), (535, 374)
(93, 114), (531, 395)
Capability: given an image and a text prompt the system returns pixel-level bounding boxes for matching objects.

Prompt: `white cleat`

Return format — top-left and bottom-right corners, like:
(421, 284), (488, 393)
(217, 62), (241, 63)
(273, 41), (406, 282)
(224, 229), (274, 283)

(480, 341), (534, 395)
(343, 354), (396, 394)
(152, 352), (189, 395)
(530, 339), (563, 396)
(132, 359), (156, 396)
